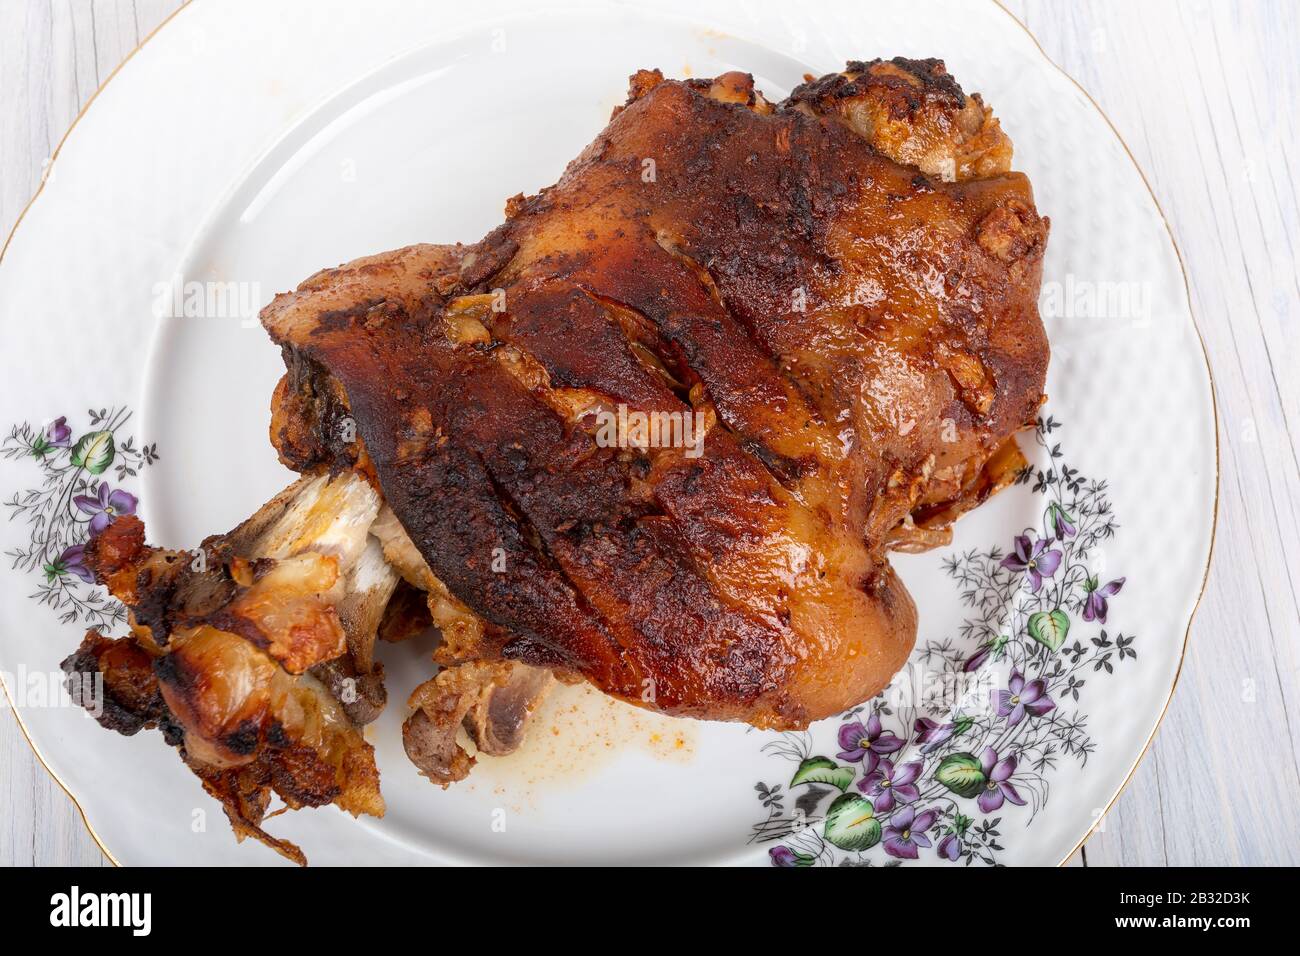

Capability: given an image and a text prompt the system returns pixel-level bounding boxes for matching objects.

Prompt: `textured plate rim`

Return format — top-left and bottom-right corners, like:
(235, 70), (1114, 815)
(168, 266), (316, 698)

(988, 0), (1219, 865)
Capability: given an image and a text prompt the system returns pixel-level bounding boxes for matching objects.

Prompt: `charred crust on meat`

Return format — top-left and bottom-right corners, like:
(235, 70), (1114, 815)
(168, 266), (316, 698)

(265, 719), (292, 749)
(60, 631), (167, 737)
(310, 297), (390, 335)
(220, 720), (259, 757)
(976, 198), (1049, 264)
(271, 348), (362, 473)
(788, 57), (967, 115)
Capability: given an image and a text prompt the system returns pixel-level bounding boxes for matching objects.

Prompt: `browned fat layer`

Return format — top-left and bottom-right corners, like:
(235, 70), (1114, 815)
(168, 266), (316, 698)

(600, 306), (815, 501)
(487, 281), (681, 409)
(407, 328), (787, 712)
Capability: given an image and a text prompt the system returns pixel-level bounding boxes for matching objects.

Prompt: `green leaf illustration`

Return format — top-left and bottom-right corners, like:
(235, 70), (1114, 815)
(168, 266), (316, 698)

(823, 793), (881, 851)
(790, 756), (855, 792)
(69, 430), (115, 475)
(948, 812), (973, 836)
(1027, 608), (1070, 652)
(936, 752), (986, 798)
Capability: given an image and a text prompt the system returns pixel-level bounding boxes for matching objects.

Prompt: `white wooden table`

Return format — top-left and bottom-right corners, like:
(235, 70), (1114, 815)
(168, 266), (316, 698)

(2, 0), (1296, 866)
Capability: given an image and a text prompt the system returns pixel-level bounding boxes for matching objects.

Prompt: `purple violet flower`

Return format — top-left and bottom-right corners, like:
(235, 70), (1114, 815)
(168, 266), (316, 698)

(993, 669), (1055, 727)
(74, 483), (138, 535)
(963, 644), (992, 673)
(882, 805), (938, 859)
(58, 544), (95, 584)
(764, 842), (795, 868)
(914, 717), (956, 752)
(1083, 576), (1126, 623)
(45, 416), (71, 447)
(1048, 502), (1076, 541)
(836, 713), (905, 772)
(1000, 533), (1062, 593)
(858, 758), (923, 812)
(977, 746), (1027, 813)
(937, 833), (962, 861)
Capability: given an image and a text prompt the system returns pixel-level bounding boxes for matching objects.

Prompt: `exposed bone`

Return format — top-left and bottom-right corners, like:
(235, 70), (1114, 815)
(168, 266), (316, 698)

(337, 535), (400, 673)
(463, 665), (557, 755)
(403, 662), (556, 786)
(237, 472), (381, 569)
(223, 472), (395, 685)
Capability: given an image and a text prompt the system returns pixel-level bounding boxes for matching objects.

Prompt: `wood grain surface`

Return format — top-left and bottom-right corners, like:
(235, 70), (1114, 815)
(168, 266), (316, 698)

(1, 0), (1295, 866)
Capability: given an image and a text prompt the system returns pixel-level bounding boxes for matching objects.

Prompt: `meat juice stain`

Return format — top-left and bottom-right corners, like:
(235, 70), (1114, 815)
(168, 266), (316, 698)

(458, 681), (698, 812)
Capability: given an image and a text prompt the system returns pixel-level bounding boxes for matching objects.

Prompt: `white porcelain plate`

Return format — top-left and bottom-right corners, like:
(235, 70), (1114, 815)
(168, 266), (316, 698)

(0, 0), (1215, 866)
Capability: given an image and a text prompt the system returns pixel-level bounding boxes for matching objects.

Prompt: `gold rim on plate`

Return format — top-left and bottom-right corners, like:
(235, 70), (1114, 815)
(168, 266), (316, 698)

(0, 0), (1218, 868)
(0, 1), (197, 867)
(988, 0), (1219, 866)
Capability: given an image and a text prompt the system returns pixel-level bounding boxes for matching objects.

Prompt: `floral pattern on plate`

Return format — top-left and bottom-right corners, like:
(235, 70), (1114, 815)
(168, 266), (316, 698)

(752, 419), (1136, 866)
(3, 408), (156, 628)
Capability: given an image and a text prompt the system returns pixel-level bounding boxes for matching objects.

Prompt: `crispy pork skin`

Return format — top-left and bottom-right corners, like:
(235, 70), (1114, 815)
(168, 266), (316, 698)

(261, 60), (1048, 730)
(785, 58), (1014, 182)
